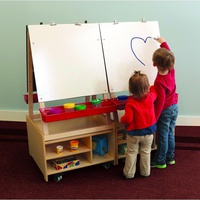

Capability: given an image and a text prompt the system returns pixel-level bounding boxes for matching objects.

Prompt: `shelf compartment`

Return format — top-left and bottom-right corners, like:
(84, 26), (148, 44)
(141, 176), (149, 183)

(45, 141), (91, 160)
(92, 153), (114, 165)
(47, 153), (115, 176)
(117, 139), (127, 145)
(39, 99), (117, 122)
(118, 154), (126, 159)
(47, 154), (92, 175)
(32, 115), (114, 141)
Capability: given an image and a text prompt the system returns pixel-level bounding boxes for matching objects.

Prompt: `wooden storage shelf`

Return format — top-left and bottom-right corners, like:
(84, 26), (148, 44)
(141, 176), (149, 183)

(92, 153), (114, 164)
(26, 115), (116, 181)
(118, 154), (126, 159)
(117, 139), (127, 145)
(45, 142), (91, 160)
(47, 156), (91, 175)
(47, 151), (115, 176)
(30, 115), (112, 139)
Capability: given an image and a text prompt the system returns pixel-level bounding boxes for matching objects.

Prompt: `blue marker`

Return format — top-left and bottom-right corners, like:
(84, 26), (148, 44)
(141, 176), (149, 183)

(151, 37), (158, 40)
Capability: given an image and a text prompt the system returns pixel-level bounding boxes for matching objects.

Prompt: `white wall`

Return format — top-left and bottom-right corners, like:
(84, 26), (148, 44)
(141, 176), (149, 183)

(0, 1), (200, 125)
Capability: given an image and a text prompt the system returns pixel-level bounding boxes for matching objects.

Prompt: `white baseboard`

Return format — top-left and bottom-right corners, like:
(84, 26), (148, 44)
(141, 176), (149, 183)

(117, 110), (200, 126)
(0, 110), (38, 122)
(176, 116), (200, 126)
(0, 110), (200, 126)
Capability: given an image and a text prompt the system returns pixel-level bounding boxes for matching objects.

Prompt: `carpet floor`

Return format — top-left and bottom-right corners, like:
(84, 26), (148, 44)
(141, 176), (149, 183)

(0, 139), (200, 199)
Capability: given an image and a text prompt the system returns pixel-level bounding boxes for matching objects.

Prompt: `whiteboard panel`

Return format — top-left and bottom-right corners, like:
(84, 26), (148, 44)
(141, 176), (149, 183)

(100, 21), (160, 93)
(28, 24), (108, 102)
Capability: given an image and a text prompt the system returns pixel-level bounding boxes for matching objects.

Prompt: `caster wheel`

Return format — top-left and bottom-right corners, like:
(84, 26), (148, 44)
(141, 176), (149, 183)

(102, 163), (110, 169)
(122, 158), (126, 163)
(53, 173), (63, 182)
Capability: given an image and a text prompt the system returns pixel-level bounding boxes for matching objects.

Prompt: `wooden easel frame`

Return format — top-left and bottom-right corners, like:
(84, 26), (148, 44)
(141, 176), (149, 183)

(26, 27), (118, 135)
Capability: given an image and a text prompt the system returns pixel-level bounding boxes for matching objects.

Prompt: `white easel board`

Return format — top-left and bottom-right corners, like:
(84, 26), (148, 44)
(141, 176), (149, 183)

(100, 21), (160, 93)
(28, 24), (108, 102)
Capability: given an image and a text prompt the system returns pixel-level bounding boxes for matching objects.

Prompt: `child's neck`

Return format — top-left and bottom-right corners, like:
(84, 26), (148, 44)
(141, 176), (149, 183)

(158, 69), (169, 75)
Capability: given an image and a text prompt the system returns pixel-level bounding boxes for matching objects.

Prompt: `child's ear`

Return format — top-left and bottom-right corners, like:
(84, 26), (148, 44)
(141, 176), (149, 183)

(153, 62), (156, 67)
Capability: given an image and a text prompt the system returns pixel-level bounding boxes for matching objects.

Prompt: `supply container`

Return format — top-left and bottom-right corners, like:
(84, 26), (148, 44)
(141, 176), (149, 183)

(92, 135), (108, 156)
(49, 107), (63, 115)
(63, 103), (75, 112)
(117, 95), (128, 110)
(75, 104), (86, 111)
(70, 140), (79, 152)
(91, 99), (102, 108)
(56, 145), (63, 154)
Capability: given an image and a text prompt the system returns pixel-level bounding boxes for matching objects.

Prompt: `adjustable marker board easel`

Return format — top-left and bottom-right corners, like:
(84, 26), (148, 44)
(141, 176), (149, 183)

(99, 21), (160, 161)
(26, 23), (118, 132)
(26, 20), (160, 181)
(26, 22), (119, 181)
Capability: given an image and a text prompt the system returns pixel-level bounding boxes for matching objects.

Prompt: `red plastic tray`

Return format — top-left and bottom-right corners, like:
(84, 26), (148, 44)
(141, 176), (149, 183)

(39, 99), (117, 122)
(24, 93), (38, 104)
(110, 96), (132, 110)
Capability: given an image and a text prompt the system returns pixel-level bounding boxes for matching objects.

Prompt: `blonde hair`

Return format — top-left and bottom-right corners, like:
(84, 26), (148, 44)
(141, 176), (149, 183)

(129, 71), (150, 99)
(152, 48), (175, 72)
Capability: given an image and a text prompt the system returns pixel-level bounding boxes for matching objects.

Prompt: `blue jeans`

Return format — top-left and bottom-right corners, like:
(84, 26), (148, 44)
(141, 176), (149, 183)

(153, 104), (178, 165)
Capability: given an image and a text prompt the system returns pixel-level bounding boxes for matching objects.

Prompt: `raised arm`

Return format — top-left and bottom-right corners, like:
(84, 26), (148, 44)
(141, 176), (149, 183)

(156, 37), (170, 51)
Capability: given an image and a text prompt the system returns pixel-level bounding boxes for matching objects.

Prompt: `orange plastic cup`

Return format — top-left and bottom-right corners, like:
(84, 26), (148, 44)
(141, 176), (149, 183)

(70, 140), (79, 152)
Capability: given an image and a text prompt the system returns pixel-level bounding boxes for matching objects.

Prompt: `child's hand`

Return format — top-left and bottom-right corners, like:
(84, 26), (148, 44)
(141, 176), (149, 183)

(156, 37), (165, 44)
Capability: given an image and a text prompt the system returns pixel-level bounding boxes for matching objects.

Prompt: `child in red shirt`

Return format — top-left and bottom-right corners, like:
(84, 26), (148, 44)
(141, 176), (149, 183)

(121, 71), (157, 179)
(151, 37), (178, 169)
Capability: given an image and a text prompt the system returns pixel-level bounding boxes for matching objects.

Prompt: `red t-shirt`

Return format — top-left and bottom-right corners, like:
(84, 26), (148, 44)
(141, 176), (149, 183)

(154, 42), (178, 120)
(121, 86), (157, 131)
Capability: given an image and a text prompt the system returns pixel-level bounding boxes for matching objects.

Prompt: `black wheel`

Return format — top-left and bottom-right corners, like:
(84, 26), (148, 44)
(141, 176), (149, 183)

(53, 173), (63, 182)
(102, 163), (110, 169)
(122, 158), (126, 163)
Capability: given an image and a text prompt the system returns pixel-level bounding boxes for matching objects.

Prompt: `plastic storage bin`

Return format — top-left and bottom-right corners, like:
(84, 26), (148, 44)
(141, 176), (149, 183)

(118, 144), (127, 155)
(92, 135), (108, 156)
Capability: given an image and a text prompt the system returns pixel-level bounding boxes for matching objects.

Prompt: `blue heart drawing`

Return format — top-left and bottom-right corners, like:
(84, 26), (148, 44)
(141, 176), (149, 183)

(130, 36), (151, 66)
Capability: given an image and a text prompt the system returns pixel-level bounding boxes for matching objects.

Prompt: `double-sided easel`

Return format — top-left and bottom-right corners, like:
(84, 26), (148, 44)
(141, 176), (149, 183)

(25, 20), (160, 181)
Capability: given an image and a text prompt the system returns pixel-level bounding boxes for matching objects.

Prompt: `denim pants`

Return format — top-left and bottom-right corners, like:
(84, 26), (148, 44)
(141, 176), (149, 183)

(123, 134), (153, 178)
(153, 104), (178, 165)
